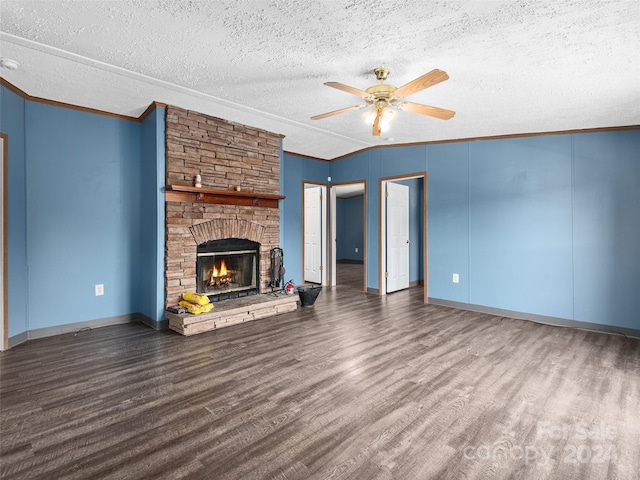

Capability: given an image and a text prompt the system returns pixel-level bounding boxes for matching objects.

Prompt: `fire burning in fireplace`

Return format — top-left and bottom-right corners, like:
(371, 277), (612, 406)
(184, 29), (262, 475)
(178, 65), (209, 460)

(208, 260), (233, 289)
(196, 238), (260, 301)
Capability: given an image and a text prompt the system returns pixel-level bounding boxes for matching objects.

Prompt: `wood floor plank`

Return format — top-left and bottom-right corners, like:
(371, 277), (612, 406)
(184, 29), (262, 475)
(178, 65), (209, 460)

(1, 265), (639, 479)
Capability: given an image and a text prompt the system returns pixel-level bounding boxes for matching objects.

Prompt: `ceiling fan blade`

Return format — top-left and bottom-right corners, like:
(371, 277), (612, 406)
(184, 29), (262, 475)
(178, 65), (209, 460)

(393, 69), (449, 98)
(325, 82), (373, 100)
(372, 112), (382, 137)
(310, 105), (363, 120)
(398, 101), (455, 120)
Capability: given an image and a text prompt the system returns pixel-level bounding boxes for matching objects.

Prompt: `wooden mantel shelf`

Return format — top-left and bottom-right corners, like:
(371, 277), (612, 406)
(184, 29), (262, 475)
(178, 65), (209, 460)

(166, 185), (285, 208)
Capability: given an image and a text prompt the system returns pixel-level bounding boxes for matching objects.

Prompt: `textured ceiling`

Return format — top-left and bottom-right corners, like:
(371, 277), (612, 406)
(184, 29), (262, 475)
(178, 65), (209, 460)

(1, 0), (639, 159)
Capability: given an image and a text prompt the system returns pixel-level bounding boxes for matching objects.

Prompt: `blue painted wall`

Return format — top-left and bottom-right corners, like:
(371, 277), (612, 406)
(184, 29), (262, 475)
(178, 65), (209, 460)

(428, 142), (469, 302)
(280, 153), (329, 284)
(468, 137), (574, 318)
(0, 86), (28, 337)
(380, 145), (427, 178)
(139, 106), (166, 322)
(573, 131), (640, 329)
(3, 82), (638, 340)
(314, 130), (640, 330)
(336, 195), (364, 261)
(25, 102), (143, 329)
(328, 151), (377, 286)
(329, 148), (428, 288)
(1, 85), (170, 339)
(283, 150), (426, 285)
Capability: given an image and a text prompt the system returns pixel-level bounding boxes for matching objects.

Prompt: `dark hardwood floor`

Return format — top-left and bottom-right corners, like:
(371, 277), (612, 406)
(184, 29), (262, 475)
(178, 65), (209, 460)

(1, 265), (639, 479)
(336, 260), (364, 290)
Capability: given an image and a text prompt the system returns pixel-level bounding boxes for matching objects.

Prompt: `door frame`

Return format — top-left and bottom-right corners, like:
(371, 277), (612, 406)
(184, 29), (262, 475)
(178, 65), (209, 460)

(329, 180), (367, 291)
(1, 132), (8, 351)
(379, 172), (428, 303)
(302, 181), (328, 286)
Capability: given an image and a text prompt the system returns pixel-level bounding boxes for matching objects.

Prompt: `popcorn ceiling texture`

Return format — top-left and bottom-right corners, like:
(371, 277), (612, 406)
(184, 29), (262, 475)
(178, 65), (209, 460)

(164, 106), (281, 305)
(1, 0), (639, 159)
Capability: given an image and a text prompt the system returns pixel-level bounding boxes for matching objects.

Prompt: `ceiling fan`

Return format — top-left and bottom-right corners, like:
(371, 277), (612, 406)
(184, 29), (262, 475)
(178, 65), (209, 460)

(311, 67), (455, 137)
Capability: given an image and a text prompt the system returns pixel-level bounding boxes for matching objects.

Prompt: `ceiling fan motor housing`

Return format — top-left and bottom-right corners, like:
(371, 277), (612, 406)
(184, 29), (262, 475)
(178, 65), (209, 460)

(374, 67), (390, 81)
(365, 84), (397, 104)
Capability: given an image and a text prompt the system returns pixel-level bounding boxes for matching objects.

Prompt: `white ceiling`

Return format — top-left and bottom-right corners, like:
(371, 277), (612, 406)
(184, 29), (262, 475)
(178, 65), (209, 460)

(1, 1), (638, 160)
(334, 183), (365, 199)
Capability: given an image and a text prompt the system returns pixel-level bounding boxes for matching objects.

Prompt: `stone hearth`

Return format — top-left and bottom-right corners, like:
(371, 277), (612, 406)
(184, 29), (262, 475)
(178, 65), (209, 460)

(166, 293), (298, 336)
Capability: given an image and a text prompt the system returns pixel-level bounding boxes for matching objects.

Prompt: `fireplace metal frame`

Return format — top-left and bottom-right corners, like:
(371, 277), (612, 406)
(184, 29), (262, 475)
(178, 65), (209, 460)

(196, 238), (260, 302)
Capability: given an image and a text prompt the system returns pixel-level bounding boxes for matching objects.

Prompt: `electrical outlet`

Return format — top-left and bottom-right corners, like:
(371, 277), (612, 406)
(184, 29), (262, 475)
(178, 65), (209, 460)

(355, 247), (358, 253)
(95, 284), (104, 296)
(327, 176), (332, 182)
(452, 274), (459, 284)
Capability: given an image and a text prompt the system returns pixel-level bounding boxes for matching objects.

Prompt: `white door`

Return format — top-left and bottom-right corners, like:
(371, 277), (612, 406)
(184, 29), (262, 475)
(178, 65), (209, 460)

(304, 186), (323, 284)
(386, 182), (410, 293)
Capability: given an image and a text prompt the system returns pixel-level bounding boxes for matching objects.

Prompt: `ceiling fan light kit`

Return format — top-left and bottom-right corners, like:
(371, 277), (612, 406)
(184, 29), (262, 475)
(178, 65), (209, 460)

(312, 67), (455, 137)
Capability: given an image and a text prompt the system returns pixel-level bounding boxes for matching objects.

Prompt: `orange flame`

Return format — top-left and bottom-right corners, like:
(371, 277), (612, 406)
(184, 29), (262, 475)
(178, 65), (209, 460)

(211, 260), (228, 278)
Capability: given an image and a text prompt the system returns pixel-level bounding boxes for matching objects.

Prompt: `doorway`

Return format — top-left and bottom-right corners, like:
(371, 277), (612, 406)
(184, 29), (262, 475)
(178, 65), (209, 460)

(379, 173), (428, 302)
(302, 182), (327, 285)
(330, 181), (366, 291)
(1, 133), (7, 350)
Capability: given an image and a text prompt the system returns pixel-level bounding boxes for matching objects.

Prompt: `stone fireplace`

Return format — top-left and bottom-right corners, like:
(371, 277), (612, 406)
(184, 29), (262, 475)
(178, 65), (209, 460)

(164, 106), (283, 308)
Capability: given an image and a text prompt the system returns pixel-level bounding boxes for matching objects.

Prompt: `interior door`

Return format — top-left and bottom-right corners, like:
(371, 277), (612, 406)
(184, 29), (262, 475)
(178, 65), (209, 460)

(386, 182), (410, 293)
(304, 186), (323, 284)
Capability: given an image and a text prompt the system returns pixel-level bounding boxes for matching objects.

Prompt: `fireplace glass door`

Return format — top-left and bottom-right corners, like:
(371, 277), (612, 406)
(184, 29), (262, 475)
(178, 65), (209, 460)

(196, 239), (259, 301)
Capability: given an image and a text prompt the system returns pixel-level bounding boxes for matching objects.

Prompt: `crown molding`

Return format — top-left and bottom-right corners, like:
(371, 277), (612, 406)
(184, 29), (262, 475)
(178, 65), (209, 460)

(4, 77), (638, 160)
(288, 124), (640, 163)
(283, 151), (332, 162)
(1, 77), (166, 122)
